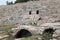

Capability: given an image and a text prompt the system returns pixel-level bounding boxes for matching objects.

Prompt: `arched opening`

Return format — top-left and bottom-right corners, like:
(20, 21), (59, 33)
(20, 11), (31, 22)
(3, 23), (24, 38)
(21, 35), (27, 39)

(42, 28), (56, 40)
(14, 29), (32, 38)
(36, 10), (39, 14)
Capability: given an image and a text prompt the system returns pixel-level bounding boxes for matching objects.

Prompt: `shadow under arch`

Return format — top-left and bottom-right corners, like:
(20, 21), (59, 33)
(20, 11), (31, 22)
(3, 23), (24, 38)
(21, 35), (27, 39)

(14, 29), (32, 38)
(43, 28), (56, 34)
(42, 28), (56, 40)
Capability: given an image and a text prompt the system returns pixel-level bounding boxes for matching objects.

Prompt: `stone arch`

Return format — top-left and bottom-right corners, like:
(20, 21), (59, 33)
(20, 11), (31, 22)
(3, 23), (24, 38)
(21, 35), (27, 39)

(14, 29), (32, 38)
(42, 28), (56, 40)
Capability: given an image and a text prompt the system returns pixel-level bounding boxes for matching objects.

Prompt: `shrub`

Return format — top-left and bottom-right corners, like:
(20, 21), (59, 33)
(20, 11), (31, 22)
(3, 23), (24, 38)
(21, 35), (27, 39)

(6, 1), (13, 5)
(15, 0), (30, 3)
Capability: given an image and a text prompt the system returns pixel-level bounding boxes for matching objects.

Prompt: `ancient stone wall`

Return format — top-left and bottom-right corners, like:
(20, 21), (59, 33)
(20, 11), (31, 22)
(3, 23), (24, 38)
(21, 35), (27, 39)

(0, 0), (60, 25)
(0, 0), (60, 40)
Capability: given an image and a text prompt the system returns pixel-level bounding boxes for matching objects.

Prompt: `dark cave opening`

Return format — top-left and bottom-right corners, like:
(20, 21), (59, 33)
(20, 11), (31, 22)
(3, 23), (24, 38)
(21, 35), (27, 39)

(14, 29), (32, 38)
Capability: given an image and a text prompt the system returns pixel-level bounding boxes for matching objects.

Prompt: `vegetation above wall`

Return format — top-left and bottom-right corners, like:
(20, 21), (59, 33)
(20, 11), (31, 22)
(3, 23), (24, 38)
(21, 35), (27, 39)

(6, 0), (38, 5)
(15, 0), (30, 3)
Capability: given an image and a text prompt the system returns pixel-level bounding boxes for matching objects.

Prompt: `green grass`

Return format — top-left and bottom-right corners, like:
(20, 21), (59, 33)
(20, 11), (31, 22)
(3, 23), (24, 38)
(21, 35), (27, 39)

(0, 24), (15, 35)
(21, 35), (41, 40)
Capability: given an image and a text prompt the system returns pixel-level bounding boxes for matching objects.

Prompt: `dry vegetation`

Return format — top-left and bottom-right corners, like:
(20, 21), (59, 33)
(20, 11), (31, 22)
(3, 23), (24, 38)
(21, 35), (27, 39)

(0, 24), (15, 38)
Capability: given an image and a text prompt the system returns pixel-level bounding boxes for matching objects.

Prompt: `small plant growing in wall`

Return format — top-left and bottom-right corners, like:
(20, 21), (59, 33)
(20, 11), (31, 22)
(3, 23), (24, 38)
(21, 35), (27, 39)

(41, 28), (56, 40)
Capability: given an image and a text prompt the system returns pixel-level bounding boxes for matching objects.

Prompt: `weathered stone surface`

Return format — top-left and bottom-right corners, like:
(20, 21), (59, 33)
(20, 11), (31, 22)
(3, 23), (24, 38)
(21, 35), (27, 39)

(1, 0), (60, 40)
(0, 0), (60, 25)
(12, 25), (44, 35)
(12, 23), (60, 39)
